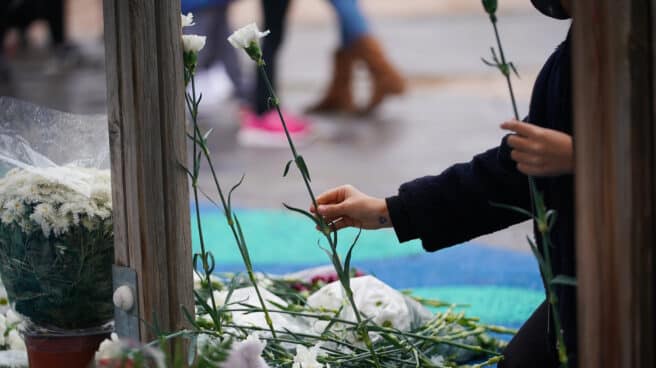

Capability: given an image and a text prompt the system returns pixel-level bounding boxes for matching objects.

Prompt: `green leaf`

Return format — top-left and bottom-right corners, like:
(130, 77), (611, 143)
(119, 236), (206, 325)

(491, 47), (499, 61)
(203, 128), (214, 141)
(481, 57), (496, 67)
(179, 163), (194, 179)
(343, 228), (362, 282)
(283, 160), (293, 177)
(199, 188), (221, 209)
(319, 245), (343, 276)
(206, 252), (216, 275)
(320, 305), (344, 336)
(546, 209), (558, 231)
(527, 236), (547, 271)
(233, 214), (253, 270)
(295, 155), (311, 182)
(228, 174), (246, 212)
(509, 62), (520, 78)
(283, 203), (320, 227)
(489, 201), (533, 218)
(551, 275), (577, 287)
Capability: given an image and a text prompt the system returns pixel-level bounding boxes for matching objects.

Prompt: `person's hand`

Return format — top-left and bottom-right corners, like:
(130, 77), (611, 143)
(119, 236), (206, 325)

(501, 120), (574, 176)
(310, 185), (391, 231)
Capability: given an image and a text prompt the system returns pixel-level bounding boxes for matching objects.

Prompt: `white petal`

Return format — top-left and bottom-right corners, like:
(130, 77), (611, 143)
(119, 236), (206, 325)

(181, 13), (195, 28)
(182, 34), (206, 53)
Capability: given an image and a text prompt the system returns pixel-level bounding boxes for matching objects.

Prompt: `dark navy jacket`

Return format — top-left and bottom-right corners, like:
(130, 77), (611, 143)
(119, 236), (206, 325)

(386, 31), (576, 364)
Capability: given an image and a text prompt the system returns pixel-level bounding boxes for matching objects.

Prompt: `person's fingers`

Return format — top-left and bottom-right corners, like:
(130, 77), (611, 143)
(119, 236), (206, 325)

(501, 120), (540, 137)
(316, 202), (348, 219)
(315, 187), (344, 206)
(510, 150), (544, 166)
(507, 134), (539, 153)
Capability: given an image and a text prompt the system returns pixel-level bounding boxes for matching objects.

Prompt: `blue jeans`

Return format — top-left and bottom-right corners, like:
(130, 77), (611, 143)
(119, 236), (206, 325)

(328, 0), (369, 47)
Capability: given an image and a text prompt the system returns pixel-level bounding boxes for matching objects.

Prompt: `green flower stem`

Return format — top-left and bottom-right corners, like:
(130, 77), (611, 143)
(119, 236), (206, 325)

(186, 73), (221, 330)
(489, 17), (519, 120)
(468, 355), (504, 368)
(538, 220), (568, 366)
(483, 6), (569, 367)
(190, 120), (277, 340)
(256, 65), (321, 213)
(219, 324), (367, 353)
(223, 305), (504, 356)
(255, 62), (382, 367)
(186, 68), (277, 339)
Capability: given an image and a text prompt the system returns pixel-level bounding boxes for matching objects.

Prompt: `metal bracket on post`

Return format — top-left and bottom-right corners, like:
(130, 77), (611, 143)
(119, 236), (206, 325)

(113, 265), (140, 339)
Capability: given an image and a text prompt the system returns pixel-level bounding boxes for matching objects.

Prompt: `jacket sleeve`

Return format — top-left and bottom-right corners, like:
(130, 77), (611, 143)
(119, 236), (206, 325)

(385, 143), (531, 252)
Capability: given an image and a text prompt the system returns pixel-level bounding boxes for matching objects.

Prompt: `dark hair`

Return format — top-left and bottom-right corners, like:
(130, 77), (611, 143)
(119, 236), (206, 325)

(530, 0), (570, 19)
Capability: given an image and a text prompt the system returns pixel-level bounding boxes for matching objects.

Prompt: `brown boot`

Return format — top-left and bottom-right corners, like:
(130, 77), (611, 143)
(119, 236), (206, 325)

(351, 35), (406, 113)
(306, 48), (356, 114)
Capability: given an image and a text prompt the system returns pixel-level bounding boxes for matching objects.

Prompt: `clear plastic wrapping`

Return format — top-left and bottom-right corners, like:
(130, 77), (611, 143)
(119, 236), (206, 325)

(0, 97), (114, 333)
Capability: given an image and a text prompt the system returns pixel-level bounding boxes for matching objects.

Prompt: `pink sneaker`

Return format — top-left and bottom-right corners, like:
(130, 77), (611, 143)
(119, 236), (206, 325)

(238, 108), (314, 148)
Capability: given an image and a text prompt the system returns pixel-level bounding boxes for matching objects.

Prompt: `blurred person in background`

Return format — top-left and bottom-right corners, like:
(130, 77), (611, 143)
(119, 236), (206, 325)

(182, 0), (247, 105)
(0, 0), (75, 80)
(307, 0), (405, 114)
(184, 0), (313, 148)
(239, 0), (313, 148)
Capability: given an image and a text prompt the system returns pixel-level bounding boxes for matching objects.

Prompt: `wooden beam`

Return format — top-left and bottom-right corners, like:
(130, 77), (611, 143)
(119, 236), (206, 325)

(103, 0), (193, 341)
(573, 0), (656, 366)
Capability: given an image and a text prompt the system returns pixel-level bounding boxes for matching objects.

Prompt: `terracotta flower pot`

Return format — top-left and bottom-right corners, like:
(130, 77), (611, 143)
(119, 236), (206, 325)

(25, 330), (110, 368)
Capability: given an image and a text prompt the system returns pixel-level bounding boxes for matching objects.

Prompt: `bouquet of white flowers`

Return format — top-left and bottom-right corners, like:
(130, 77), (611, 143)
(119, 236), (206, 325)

(0, 98), (114, 332)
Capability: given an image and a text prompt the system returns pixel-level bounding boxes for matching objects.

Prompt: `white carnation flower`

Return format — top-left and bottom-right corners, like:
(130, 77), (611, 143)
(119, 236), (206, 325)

(7, 330), (25, 351)
(181, 12), (194, 28)
(430, 355), (445, 366)
(292, 343), (324, 368)
(95, 332), (123, 361)
(0, 314), (6, 346)
(307, 276), (427, 344)
(6, 309), (22, 327)
(0, 168), (112, 236)
(182, 34), (206, 53)
(222, 333), (269, 368)
(0, 285), (8, 310)
(227, 23), (270, 50)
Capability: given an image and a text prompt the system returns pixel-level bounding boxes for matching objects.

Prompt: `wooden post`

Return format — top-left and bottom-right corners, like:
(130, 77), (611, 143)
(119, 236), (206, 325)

(573, 1), (656, 366)
(103, 0), (193, 341)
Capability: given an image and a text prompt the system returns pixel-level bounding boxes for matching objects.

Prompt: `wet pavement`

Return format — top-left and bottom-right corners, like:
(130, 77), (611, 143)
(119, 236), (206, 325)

(0, 9), (570, 251)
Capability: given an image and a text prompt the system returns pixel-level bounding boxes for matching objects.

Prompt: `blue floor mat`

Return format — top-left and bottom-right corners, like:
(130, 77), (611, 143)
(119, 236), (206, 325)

(194, 207), (545, 329)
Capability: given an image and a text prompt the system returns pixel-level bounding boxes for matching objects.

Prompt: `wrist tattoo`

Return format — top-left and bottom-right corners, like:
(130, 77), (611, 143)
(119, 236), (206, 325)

(378, 216), (388, 225)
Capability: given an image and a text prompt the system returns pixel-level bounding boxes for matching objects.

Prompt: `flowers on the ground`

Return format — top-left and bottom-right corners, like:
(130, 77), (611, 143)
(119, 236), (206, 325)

(292, 344), (325, 368)
(307, 275), (427, 335)
(222, 333), (269, 368)
(430, 355), (446, 366)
